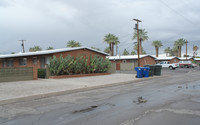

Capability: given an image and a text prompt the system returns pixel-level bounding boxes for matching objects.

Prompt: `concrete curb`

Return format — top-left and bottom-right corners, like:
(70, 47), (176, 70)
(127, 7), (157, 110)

(0, 75), (169, 105)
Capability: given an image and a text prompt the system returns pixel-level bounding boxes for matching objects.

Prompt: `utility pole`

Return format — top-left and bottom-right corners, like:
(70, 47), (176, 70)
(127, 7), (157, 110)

(133, 19), (142, 67)
(186, 40), (188, 60)
(19, 40), (26, 53)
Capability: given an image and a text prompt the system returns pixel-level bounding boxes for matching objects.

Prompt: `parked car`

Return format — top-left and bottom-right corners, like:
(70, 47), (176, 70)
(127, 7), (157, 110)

(192, 63), (198, 67)
(177, 61), (194, 68)
(157, 61), (178, 70)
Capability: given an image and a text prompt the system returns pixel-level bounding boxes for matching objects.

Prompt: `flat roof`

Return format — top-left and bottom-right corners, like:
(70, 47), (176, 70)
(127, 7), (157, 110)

(194, 58), (200, 61)
(0, 47), (109, 59)
(155, 56), (178, 60)
(108, 55), (155, 60)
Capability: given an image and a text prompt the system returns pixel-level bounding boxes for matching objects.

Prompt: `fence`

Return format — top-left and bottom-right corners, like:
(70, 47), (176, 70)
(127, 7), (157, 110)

(120, 63), (136, 71)
(108, 63), (116, 73)
(0, 67), (33, 83)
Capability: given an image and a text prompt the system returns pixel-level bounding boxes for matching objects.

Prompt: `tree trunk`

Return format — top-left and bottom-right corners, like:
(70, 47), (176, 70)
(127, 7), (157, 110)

(156, 47), (159, 57)
(111, 43), (114, 56)
(139, 40), (142, 54)
(175, 51), (178, 57)
(179, 46), (182, 57)
(177, 46), (180, 57)
(109, 43), (112, 56)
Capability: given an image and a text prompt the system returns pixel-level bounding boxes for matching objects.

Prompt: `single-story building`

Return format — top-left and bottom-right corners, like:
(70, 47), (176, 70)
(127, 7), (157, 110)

(178, 57), (194, 62)
(0, 47), (109, 69)
(108, 55), (156, 70)
(155, 57), (181, 64)
(0, 47), (109, 80)
(194, 58), (200, 64)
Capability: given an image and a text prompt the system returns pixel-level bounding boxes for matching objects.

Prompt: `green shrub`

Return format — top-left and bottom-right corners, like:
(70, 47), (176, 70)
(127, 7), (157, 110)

(72, 55), (88, 74)
(89, 55), (111, 73)
(48, 55), (111, 76)
(38, 69), (46, 78)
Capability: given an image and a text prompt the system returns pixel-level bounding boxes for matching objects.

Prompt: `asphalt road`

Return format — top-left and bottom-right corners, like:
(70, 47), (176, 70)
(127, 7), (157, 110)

(1, 68), (200, 125)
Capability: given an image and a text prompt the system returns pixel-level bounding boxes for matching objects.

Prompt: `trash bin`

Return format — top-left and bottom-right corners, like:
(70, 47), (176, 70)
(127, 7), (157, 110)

(143, 67), (150, 78)
(154, 65), (162, 76)
(135, 67), (143, 78)
(144, 65), (155, 76)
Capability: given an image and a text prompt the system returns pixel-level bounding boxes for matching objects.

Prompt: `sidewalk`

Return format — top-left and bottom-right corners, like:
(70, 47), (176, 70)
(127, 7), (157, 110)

(0, 74), (156, 105)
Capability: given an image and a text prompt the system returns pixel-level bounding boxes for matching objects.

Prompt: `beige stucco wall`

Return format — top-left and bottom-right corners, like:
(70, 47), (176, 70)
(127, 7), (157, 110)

(108, 63), (116, 73)
(120, 63), (135, 71)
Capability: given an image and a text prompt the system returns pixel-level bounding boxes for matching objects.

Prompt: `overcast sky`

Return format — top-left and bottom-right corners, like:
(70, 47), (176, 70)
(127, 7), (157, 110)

(0, 0), (200, 55)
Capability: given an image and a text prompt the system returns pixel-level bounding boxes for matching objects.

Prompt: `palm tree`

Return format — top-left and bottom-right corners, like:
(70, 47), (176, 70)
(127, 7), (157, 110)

(123, 49), (129, 55)
(104, 33), (119, 56)
(132, 29), (149, 54)
(174, 38), (186, 57)
(47, 46), (54, 50)
(104, 47), (110, 54)
(134, 43), (147, 54)
(152, 40), (163, 57)
(67, 40), (82, 48)
(172, 46), (179, 56)
(193, 45), (198, 57)
(29, 46), (42, 52)
(164, 47), (171, 57)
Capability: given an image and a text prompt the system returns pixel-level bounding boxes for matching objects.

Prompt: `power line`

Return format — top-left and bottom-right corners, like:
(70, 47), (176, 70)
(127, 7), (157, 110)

(159, 0), (195, 25)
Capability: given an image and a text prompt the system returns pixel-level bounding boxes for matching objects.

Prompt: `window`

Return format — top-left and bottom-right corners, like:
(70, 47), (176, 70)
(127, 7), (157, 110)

(19, 58), (27, 66)
(174, 59), (176, 62)
(32, 57), (37, 64)
(2, 60), (6, 67)
(40, 57), (45, 68)
(7, 59), (14, 67)
(40, 56), (50, 68)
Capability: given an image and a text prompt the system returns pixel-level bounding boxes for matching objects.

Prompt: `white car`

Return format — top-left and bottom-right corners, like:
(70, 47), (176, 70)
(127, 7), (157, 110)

(157, 61), (178, 70)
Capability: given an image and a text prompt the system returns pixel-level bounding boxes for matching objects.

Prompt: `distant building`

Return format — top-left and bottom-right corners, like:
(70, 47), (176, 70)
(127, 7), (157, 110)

(108, 55), (156, 70)
(155, 57), (181, 64)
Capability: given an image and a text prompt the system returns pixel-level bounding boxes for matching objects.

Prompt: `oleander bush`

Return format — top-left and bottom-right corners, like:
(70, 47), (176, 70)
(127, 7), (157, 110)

(48, 55), (111, 76)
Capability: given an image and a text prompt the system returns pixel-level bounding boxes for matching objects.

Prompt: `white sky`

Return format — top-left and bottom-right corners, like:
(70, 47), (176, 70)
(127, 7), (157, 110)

(0, 0), (200, 55)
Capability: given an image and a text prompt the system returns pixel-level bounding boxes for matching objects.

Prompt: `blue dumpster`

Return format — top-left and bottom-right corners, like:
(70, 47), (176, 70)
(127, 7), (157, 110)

(143, 67), (150, 78)
(135, 67), (143, 78)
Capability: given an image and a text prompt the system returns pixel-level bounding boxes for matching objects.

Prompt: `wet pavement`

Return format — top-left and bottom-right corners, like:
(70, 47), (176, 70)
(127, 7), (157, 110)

(0, 68), (200, 125)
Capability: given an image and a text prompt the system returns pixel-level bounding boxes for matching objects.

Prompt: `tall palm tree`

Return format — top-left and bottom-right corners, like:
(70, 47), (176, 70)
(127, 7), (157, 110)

(134, 43), (146, 54)
(174, 38), (185, 57)
(172, 46), (179, 57)
(114, 39), (120, 55)
(193, 45), (198, 57)
(132, 29), (149, 54)
(104, 47), (110, 54)
(104, 33), (119, 56)
(67, 40), (82, 48)
(152, 40), (163, 57)
(164, 47), (171, 57)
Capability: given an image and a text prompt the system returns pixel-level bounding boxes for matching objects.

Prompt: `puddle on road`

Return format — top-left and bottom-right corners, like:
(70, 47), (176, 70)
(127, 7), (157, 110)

(73, 106), (98, 113)
(72, 103), (116, 114)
